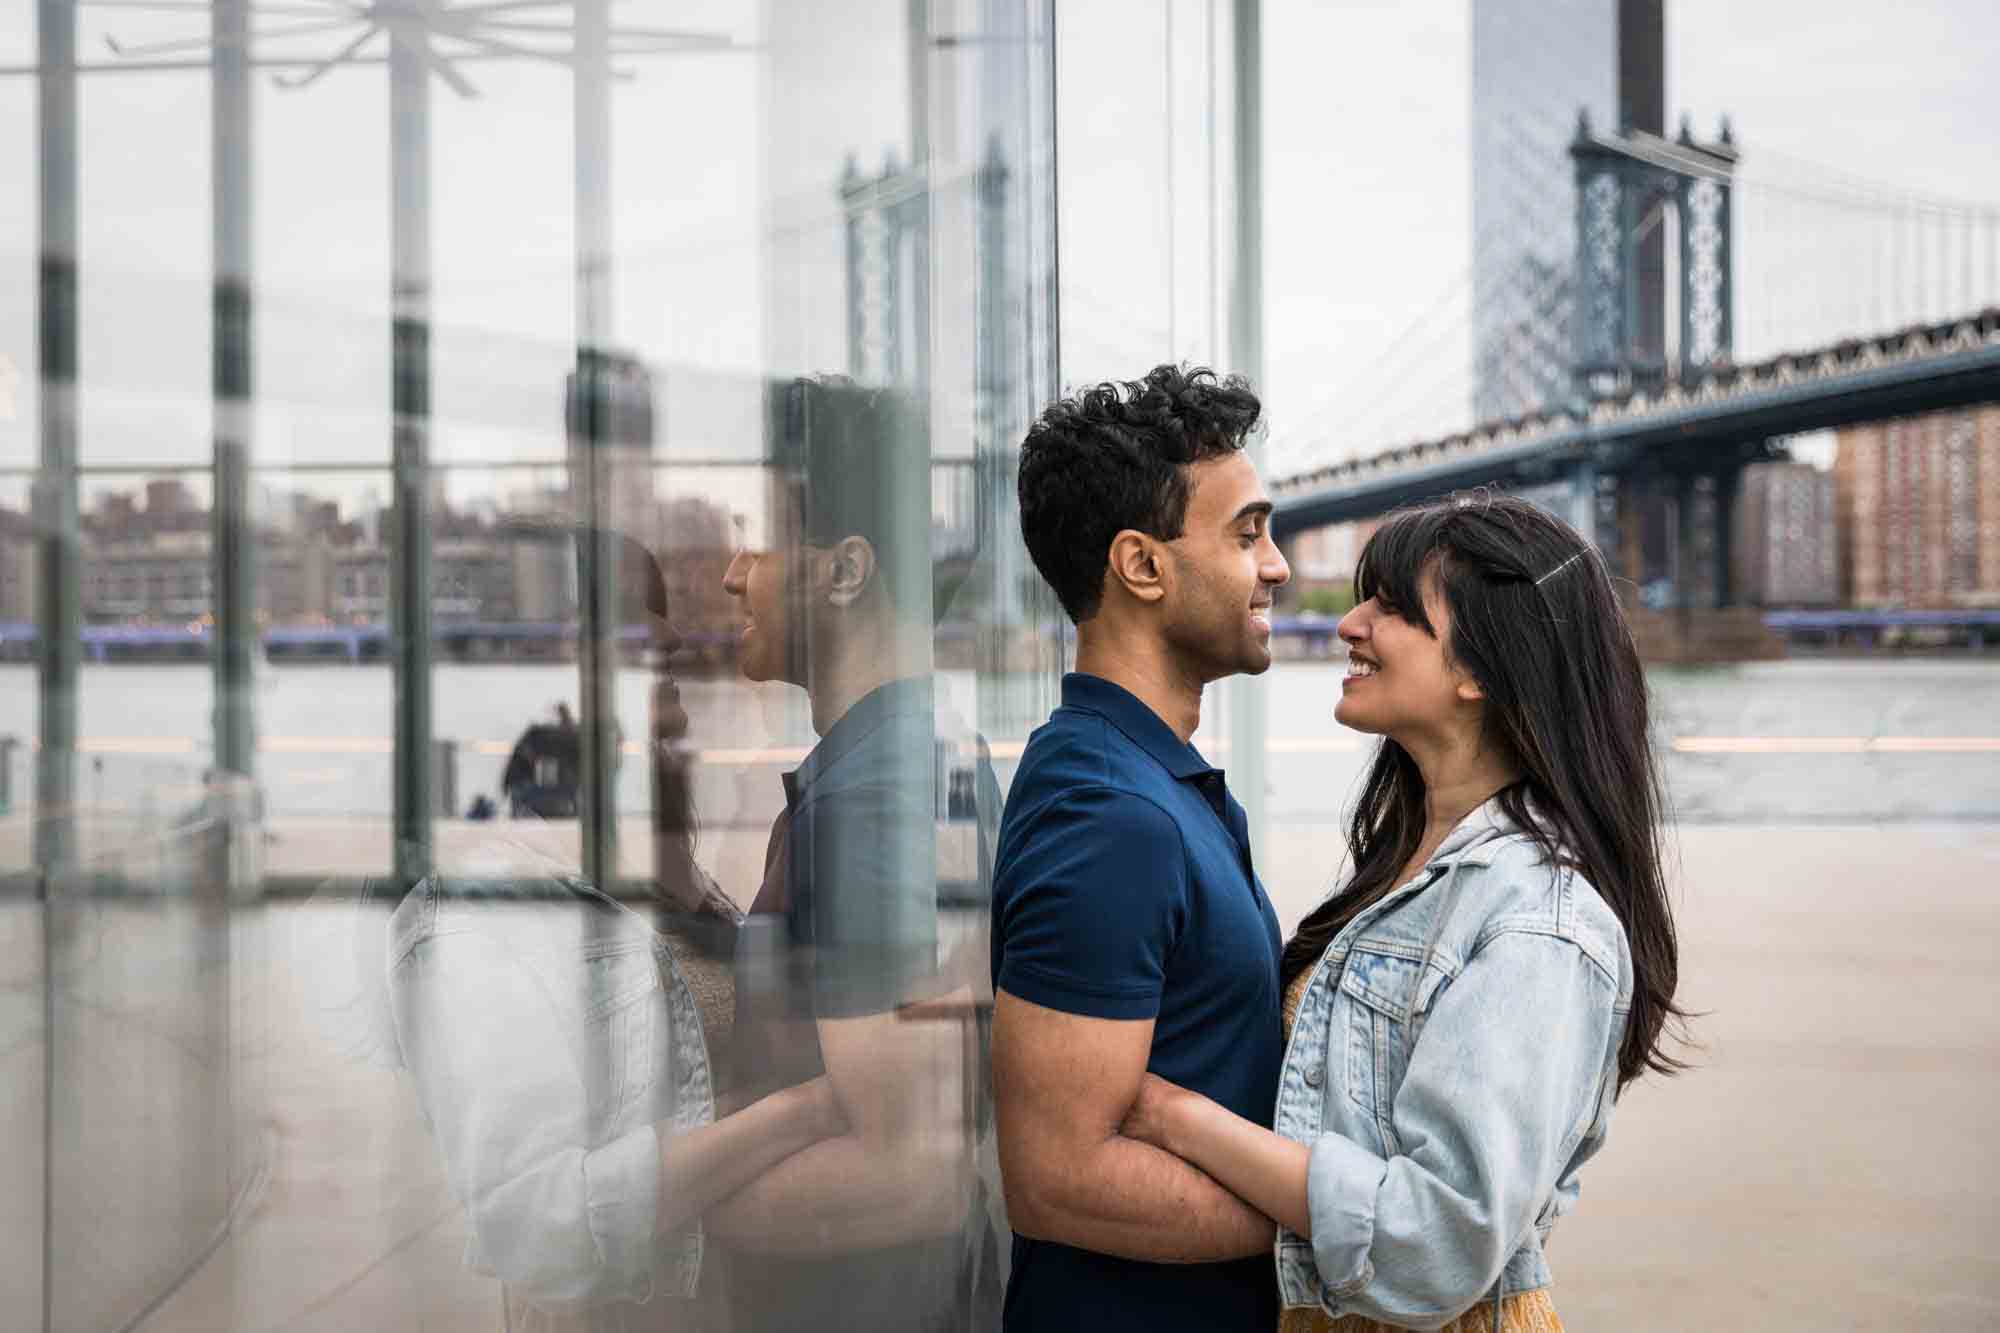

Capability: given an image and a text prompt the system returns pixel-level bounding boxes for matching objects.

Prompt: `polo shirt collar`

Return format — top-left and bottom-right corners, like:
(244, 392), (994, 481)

(784, 674), (935, 804)
(1060, 672), (1213, 781)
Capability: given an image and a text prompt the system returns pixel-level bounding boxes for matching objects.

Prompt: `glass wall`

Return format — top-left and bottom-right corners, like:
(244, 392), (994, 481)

(4, 1), (1257, 1326)
(0, 0), (1164, 1328)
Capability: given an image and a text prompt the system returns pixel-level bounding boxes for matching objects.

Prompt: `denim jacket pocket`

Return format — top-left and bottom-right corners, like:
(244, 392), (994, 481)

(1340, 945), (1454, 1149)
(577, 948), (663, 1124)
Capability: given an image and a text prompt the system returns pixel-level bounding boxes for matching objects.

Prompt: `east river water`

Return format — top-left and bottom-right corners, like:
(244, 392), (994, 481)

(2, 657), (1996, 830)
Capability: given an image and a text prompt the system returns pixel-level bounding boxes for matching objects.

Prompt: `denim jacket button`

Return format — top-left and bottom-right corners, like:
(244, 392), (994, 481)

(1303, 1063), (1324, 1089)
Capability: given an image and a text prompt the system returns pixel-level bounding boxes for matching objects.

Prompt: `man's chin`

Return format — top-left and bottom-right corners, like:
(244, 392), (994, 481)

(736, 647), (778, 683)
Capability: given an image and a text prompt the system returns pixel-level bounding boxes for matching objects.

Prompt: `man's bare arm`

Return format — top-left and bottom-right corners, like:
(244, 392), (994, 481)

(654, 1076), (843, 1237)
(992, 988), (1272, 1263)
(706, 989), (972, 1254)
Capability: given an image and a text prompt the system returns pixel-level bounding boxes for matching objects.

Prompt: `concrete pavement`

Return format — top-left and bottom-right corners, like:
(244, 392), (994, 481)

(10, 822), (1997, 1330)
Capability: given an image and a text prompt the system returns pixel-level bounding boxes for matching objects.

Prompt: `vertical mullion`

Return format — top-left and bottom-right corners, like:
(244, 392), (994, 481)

(573, 0), (616, 893)
(390, 23), (433, 885)
(35, 14), (79, 1331)
(212, 0), (255, 781)
(34, 0), (79, 877)
(1226, 0), (1266, 853)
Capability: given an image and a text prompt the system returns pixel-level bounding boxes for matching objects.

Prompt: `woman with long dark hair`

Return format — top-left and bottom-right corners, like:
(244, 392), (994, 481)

(1121, 492), (1686, 1331)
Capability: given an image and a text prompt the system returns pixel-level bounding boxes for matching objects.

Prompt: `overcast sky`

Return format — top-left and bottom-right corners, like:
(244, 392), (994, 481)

(0, 0), (1994, 502)
(1255, 0), (2000, 469)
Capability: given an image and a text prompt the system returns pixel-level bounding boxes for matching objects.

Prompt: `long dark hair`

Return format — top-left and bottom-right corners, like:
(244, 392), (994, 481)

(1279, 492), (1686, 1089)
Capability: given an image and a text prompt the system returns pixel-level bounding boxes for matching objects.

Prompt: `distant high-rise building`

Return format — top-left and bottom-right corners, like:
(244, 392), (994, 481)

(1471, 0), (1662, 421)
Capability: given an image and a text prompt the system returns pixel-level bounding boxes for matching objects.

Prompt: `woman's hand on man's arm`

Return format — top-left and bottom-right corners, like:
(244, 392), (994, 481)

(1120, 1072), (1314, 1239)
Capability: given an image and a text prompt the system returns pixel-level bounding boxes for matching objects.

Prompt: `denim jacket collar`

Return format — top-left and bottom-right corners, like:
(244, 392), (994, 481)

(1328, 797), (1527, 948)
(1423, 795), (1527, 874)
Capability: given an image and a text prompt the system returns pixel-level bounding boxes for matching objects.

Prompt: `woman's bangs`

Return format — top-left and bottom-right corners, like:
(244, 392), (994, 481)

(1355, 507), (1442, 633)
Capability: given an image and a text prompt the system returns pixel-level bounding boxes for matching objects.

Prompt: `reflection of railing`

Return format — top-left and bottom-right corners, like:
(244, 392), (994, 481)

(0, 618), (995, 663)
(0, 619), (734, 662)
(0, 738), (1031, 833)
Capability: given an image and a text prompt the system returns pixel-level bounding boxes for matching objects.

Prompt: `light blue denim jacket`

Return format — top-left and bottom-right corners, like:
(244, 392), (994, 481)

(387, 869), (715, 1318)
(1274, 799), (1633, 1328)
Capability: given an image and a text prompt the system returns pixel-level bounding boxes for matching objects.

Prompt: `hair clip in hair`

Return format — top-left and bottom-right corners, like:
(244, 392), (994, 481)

(1534, 550), (1588, 587)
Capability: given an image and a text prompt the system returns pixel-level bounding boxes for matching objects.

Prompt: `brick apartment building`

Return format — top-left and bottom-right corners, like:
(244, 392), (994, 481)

(1732, 461), (1841, 607)
(1834, 404), (2000, 609)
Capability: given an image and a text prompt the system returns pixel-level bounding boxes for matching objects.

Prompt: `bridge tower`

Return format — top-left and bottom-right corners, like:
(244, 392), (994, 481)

(1569, 112), (1738, 398)
(1565, 112), (1773, 650)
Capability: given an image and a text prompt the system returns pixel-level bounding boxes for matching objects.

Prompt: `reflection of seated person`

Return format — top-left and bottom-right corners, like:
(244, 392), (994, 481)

(500, 703), (582, 818)
(712, 377), (995, 1331)
(500, 702), (626, 822)
(385, 529), (829, 1331)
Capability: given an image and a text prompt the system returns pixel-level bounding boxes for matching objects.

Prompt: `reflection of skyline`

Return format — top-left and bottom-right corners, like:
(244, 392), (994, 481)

(0, 472), (744, 634)
(0, 452), (984, 636)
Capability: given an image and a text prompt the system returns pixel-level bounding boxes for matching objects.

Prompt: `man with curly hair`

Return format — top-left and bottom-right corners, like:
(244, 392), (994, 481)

(990, 364), (1292, 1329)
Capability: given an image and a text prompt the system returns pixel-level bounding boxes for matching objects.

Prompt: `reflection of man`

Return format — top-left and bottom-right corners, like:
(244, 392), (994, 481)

(383, 524), (843, 1333)
(712, 377), (984, 1331)
(990, 366), (1291, 1330)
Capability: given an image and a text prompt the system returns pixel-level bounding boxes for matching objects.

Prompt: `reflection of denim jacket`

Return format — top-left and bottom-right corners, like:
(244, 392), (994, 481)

(387, 872), (714, 1316)
(1275, 800), (1633, 1327)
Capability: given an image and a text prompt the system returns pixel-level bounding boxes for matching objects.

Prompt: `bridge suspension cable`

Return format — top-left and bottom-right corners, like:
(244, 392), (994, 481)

(1268, 247), (1548, 476)
(1272, 145), (2000, 485)
(1733, 150), (2000, 359)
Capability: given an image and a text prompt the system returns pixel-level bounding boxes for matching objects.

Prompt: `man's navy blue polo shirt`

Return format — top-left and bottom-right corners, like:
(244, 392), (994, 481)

(991, 672), (1283, 1332)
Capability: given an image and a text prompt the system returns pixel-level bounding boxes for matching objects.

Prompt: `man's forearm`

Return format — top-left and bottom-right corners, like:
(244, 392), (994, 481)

(706, 1127), (968, 1255)
(656, 1082), (834, 1236)
(1008, 1130), (1273, 1263)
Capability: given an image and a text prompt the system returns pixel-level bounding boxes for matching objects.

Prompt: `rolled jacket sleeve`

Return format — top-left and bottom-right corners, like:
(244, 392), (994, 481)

(390, 927), (666, 1312)
(1305, 930), (1619, 1327)
(1306, 1133), (1390, 1294)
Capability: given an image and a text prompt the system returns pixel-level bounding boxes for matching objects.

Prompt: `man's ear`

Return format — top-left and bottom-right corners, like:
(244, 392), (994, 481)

(825, 534), (877, 608)
(1105, 529), (1168, 606)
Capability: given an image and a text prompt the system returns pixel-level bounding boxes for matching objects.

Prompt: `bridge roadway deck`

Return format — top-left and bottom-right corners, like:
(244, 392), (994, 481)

(1271, 311), (2000, 535)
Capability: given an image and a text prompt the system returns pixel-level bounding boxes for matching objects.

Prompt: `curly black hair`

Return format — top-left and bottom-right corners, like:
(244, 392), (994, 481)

(768, 374), (932, 614)
(1017, 364), (1261, 623)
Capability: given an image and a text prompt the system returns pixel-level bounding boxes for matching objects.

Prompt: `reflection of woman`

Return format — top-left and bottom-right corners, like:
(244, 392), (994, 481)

(1121, 495), (1686, 1331)
(385, 529), (840, 1330)
(389, 869), (835, 1330)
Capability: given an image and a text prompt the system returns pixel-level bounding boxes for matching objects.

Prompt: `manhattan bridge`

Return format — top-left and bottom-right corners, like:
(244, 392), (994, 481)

(1262, 113), (2000, 654)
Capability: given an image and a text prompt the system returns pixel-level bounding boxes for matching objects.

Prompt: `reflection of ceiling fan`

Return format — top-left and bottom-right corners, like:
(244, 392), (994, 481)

(86, 1), (737, 96)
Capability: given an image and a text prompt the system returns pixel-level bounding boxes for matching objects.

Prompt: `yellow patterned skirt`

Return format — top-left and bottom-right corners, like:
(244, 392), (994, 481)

(1278, 1287), (1562, 1333)
(1277, 971), (1564, 1333)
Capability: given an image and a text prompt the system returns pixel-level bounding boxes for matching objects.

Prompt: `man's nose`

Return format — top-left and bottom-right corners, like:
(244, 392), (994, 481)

(1261, 538), (1291, 587)
(722, 550), (750, 594)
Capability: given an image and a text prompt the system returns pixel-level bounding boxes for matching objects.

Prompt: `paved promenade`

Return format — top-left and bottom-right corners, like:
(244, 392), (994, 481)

(1259, 822), (2000, 1330)
(9, 821), (1997, 1329)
